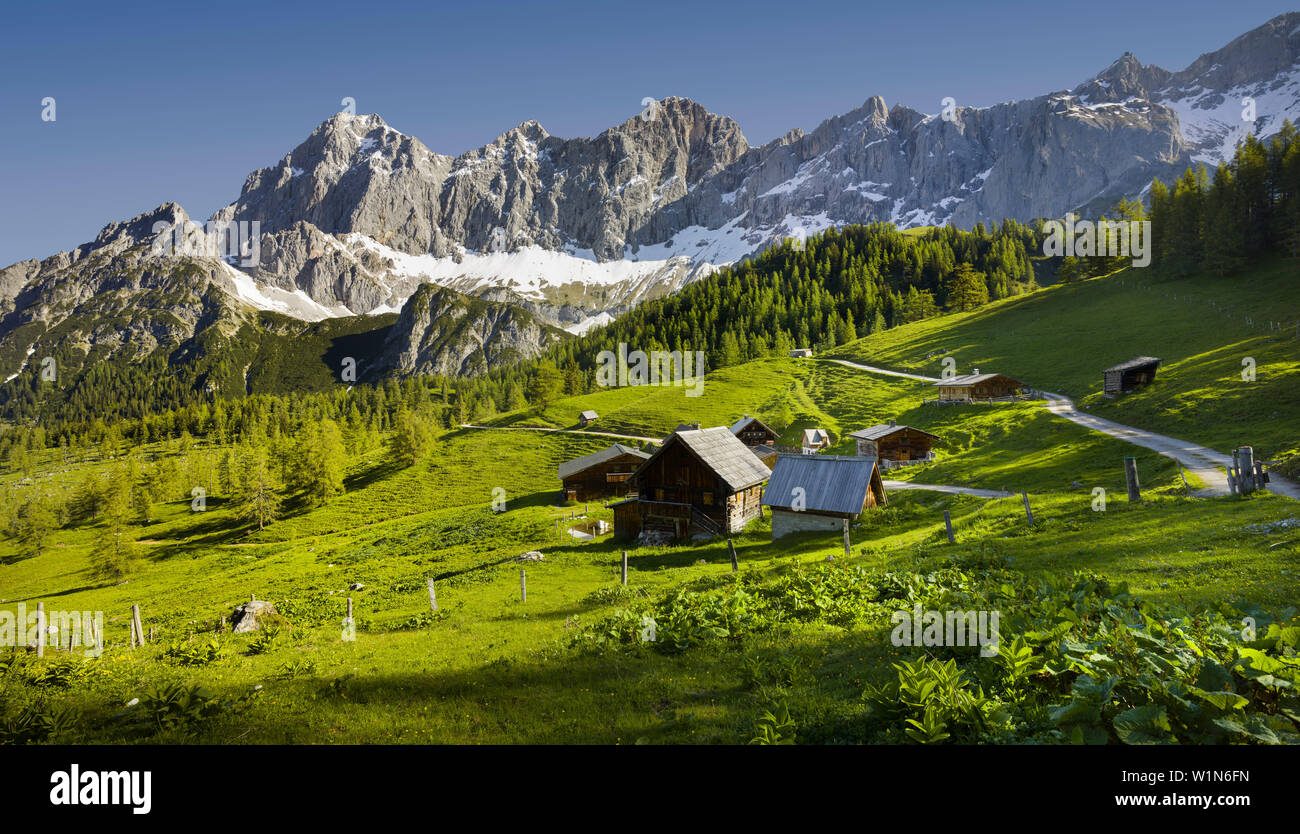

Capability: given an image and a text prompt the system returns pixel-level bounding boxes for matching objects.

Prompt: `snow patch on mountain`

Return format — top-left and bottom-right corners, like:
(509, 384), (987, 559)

(1157, 65), (1300, 163)
(217, 261), (354, 321)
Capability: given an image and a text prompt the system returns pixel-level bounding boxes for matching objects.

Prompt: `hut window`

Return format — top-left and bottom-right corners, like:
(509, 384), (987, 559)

(655, 489), (665, 501)
(702, 491), (714, 506)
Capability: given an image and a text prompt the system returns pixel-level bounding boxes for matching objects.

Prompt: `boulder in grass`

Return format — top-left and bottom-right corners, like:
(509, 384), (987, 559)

(516, 551), (545, 562)
(230, 600), (287, 633)
(349, 583), (365, 591)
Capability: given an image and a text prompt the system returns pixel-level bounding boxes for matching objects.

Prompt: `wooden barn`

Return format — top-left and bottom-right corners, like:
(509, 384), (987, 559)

(933, 371), (1023, 402)
(801, 428), (831, 454)
(612, 427), (771, 539)
(761, 454), (887, 540)
(730, 415), (780, 447)
(578, 410), (599, 426)
(1103, 357), (1161, 394)
(558, 443), (650, 502)
(790, 348), (814, 358)
(849, 421), (939, 465)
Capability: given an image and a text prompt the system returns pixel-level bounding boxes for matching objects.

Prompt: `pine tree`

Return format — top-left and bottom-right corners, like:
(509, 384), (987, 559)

(237, 450), (282, 531)
(302, 419), (347, 505)
(526, 363), (564, 414)
(12, 492), (56, 558)
(943, 263), (990, 311)
(88, 517), (137, 583)
(388, 409), (432, 468)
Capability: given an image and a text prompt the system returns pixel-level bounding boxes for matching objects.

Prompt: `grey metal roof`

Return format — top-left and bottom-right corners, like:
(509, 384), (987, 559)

(647, 427), (772, 492)
(762, 454), (882, 515)
(932, 372), (1022, 387)
(558, 443), (650, 480)
(1104, 356), (1161, 373)
(579, 410), (599, 420)
(849, 423), (940, 442)
(730, 415), (777, 436)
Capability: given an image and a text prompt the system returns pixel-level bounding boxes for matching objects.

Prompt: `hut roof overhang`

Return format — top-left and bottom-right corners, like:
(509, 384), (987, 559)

(1104, 356), (1162, 373)
(849, 424), (940, 442)
(932, 373), (1022, 387)
(558, 443), (650, 480)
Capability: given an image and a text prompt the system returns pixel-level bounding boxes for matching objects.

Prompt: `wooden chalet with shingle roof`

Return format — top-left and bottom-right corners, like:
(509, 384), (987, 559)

(558, 443), (651, 502)
(932, 370), (1023, 402)
(848, 420), (939, 465)
(612, 426), (771, 539)
(1102, 356), (1161, 394)
(729, 415), (780, 447)
(578, 410), (599, 426)
(761, 454), (887, 539)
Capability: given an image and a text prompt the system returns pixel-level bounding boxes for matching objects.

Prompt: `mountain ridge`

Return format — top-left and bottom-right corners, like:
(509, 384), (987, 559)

(0, 13), (1296, 405)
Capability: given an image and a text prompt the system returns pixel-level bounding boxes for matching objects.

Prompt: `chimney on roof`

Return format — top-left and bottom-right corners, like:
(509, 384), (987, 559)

(888, 419), (896, 427)
(973, 368), (979, 375)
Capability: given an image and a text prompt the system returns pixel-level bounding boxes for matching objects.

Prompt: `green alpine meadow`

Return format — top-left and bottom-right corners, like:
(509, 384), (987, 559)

(2, 8), (1299, 766)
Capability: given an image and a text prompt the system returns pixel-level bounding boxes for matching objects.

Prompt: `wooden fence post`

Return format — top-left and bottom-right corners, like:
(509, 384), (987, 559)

(943, 510), (955, 543)
(621, 551), (628, 586)
(131, 604), (143, 650)
(35, 602), (45, 658)
(1124, 457), (1141, 502)
(1176, 462), (1191, 497)
(1021, 493), (1034, 527)
(842, 519), (851, 558)
(427, 578), (438, 612)
(727, 538), (739, 572)
(520, 568), (527, 602)
(346, 597), (353, 622)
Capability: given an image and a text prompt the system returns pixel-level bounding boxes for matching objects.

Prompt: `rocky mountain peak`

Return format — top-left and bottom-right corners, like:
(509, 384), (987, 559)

(82, 202), (195, 258)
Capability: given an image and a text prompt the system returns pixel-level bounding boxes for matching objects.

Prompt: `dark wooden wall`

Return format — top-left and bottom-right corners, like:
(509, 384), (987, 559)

(561, 453), (645, 501)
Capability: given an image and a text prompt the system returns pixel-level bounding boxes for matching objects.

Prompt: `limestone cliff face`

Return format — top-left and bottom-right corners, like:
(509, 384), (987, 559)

(205, 14), (1299, 330)
(371, 283), (566, 378)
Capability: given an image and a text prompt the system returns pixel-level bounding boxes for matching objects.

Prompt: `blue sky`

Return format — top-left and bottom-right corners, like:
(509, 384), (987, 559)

(0, 0), (1294, 266)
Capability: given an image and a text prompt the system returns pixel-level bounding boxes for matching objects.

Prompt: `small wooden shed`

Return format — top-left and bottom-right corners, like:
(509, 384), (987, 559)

(578, 410), (599, 426)
(933, 371), (1023, 402)
(761, 454), (887, 540)
(1103, 357), (1161, 394)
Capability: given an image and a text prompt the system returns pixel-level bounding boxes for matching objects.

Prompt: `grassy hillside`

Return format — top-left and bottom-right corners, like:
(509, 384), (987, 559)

(0, 424), (1295, 743)
(2, 259), (1298, 745)
(829, 256), (1300, 467)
